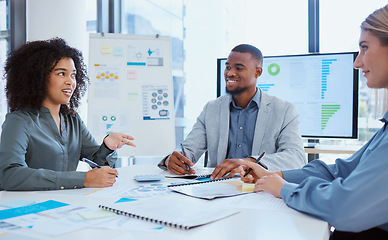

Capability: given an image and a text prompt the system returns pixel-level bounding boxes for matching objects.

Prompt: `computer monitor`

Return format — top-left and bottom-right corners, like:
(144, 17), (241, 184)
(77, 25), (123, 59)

(217, 52), (359, 139)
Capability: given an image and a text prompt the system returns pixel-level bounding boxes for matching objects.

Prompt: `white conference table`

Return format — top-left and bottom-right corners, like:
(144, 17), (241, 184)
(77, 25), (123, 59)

(0, 165), (330, 240)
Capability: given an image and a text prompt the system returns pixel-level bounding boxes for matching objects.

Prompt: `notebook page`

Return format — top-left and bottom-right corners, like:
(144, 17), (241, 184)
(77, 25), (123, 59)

(214, 192), (293, 211)
(168, 179), (248, 199)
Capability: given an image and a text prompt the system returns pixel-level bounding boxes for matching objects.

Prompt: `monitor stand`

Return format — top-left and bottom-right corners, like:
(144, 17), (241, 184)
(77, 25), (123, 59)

(307, 139), (319, 162)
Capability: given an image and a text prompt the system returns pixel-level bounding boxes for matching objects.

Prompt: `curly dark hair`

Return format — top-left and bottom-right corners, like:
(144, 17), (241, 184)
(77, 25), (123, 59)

(4, 37), (89, 115)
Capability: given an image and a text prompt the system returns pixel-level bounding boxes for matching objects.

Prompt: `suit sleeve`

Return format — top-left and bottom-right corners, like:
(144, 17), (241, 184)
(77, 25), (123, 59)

(254, 103), (307, 171)
(157, 102), (210, 169)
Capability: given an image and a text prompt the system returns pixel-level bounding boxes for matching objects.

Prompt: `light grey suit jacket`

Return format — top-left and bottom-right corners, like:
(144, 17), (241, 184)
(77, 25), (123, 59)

(159, 89), (307, 171)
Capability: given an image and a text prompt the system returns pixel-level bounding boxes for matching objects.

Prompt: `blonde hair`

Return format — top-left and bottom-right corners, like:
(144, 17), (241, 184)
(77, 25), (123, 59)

(362, 5), (388, 118)
(361, 4), (388, 45)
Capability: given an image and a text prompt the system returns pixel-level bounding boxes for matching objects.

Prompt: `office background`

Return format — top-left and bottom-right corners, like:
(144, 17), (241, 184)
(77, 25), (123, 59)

(0, 0), (387, 165)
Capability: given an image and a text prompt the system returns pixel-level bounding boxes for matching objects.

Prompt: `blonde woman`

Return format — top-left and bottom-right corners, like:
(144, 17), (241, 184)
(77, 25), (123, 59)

(239, 5), (388, 239)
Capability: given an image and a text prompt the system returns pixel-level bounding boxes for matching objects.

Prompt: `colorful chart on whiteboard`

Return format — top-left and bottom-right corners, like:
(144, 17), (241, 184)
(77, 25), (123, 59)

(127, 44), (164, 67)
(92, 64), (121, 98)
(142, 85), (172, 120)
(88, 33), (175, 156)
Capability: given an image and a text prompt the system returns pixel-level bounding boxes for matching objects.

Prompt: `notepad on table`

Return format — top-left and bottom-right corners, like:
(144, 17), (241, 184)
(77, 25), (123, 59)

(99, 197), (239, 230)
(167, 178), (253, 200)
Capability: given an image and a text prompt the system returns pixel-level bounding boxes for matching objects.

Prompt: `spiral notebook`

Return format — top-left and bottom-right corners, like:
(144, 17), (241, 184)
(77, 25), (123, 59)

(165, 168), (214, 179)
(99, 197), (239, 230)
(167, 177), (253, 200)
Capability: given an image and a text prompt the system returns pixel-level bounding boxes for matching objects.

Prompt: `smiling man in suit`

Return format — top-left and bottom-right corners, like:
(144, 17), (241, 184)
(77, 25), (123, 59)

(158, 44), (307, 179)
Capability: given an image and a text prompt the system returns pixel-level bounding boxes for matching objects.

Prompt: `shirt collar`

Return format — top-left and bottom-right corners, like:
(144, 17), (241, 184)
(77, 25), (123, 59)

(39, 106), (51, 113)
(230, 88), (261, 109)
(379, 111), (388, 131)
(381, 111), (388, 123)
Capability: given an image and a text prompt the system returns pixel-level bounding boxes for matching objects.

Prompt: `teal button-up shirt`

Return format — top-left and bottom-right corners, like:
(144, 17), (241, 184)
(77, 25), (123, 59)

(0, 107), (116, 191)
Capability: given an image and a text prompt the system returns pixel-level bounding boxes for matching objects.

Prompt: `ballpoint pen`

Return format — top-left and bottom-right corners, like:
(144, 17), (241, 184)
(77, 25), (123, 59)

(243, 152), (266, 177)
(82, 158), (101, 168)
(180, 143), (191, 171)
(82, 158), (119, 178)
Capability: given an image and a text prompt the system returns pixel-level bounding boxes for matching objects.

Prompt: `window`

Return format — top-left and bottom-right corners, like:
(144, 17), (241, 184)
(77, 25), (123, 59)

(319, 0), (387, 162)
(121, 0), (185, 144)
(86, 0), (98, 32)
(0, 0), (9, 128)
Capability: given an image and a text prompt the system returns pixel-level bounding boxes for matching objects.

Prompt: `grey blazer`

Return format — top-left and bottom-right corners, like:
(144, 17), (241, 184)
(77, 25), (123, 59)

(159, 89), (307, 171)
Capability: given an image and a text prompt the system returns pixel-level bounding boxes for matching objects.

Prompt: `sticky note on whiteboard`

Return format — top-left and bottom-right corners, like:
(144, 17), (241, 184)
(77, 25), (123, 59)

(128, 92), (139, 101)
(127, 70), (138, 80)
(101, 45), (112, 54)
(113, 47), (124, 56)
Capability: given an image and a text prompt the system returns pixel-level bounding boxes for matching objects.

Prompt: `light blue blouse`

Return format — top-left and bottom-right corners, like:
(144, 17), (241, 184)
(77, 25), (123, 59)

(0, 107), (117, 191)
(281, 111), (388, 232)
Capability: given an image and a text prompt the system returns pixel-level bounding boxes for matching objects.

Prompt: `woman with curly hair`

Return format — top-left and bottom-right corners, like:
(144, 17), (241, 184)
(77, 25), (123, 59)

(0, 38), (135, 191)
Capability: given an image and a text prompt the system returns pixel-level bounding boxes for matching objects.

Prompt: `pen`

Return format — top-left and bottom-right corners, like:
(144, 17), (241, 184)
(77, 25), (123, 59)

(81, 157), (101, 168)
(180, 143), (190, 171)
(243, 152), (266, 177)
(82, 158), (118, 178)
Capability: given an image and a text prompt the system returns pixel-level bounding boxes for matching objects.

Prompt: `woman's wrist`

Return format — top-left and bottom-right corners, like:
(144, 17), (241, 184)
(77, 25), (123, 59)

(275, 171), (284, 179)
(103, 135), (114, 151)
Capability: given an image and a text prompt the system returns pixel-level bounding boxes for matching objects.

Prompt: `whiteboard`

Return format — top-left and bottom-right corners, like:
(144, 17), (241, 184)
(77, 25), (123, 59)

(88, 33), (175, 157)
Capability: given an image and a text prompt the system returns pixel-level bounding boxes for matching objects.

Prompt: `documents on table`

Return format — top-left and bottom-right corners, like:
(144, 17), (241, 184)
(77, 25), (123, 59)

(0, 199), (163, 237)
(168, 178), (254, 200)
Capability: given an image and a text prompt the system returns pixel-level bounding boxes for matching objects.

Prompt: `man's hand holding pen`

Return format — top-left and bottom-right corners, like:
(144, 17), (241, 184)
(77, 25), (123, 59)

(210, 154), (266, 180)
(166, 150), (195, 175)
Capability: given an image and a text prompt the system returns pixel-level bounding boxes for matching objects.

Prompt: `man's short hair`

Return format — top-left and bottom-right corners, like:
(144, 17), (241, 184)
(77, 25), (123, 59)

(231, 44), (263, 66)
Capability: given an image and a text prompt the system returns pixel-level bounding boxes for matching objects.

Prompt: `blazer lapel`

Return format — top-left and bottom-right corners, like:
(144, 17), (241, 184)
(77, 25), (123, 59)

(218, 95), (230, 162)
(252, 90), (271, 155)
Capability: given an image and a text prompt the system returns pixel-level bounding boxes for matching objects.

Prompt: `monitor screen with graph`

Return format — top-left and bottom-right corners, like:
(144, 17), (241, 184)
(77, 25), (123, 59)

(217, 52), (359, 138)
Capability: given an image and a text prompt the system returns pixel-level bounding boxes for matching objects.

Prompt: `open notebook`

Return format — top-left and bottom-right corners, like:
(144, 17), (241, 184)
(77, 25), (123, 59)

(99, 197), (239, 230)
(167, 178), (255, 200)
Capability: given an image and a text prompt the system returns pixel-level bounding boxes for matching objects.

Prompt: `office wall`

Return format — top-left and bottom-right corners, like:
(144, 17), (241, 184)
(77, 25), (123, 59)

(26, 0), (89, 121)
